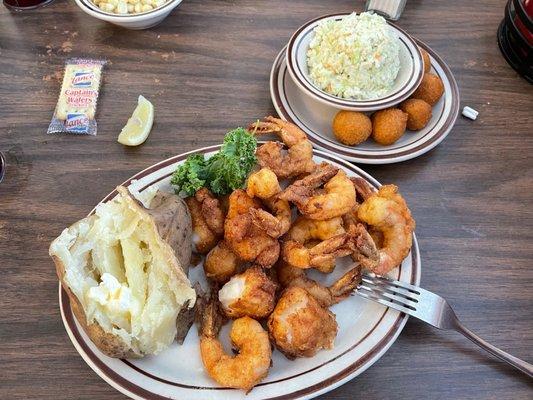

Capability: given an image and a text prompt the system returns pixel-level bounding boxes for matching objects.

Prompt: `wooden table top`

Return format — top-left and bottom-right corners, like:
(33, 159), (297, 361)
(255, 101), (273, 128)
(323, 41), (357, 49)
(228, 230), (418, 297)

(1, 0), (532, 398)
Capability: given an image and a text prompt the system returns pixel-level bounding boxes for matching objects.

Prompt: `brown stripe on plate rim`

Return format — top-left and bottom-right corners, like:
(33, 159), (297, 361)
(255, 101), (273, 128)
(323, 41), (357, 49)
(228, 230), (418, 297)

(286, 13), (423, 109)
(59, 147), (420, 398)
(273, 40), (460, 160)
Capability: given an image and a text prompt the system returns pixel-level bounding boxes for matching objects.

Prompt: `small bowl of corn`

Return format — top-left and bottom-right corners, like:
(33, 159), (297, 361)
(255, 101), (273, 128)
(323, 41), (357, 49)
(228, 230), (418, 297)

(74, 0), (183, 30)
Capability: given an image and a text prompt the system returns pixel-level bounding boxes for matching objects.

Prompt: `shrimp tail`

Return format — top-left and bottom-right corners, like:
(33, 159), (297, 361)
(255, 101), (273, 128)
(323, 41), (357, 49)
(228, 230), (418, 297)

(350, 177), (376, 201)
(281, 163), (339, 194)
(277, 260), (361, 307)
(198, 288), (224, 338)
(250, 208), (283, 238)
(249, 196), (291, 239)
(249, 116), (305, 146)
(250, 117), (316, 179)
(350, 223), (380, 270)
(329, 266), (362, 303)
(249, 119), (281, 136)
(308, 234), (357, 273)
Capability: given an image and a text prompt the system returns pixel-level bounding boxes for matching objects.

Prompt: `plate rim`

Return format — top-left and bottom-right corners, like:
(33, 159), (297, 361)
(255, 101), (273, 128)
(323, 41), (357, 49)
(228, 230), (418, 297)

(271, 39), (460, 165)
(286, 12), (424, 111)
(58, 146), (421, 400)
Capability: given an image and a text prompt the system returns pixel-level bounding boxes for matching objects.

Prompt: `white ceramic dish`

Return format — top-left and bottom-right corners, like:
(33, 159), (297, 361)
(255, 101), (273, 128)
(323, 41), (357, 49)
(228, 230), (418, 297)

(286, 13), (424, 111)
(272, 41), (460, 164)
(59, 147), (421, 400)
(74, 0), (183, 30)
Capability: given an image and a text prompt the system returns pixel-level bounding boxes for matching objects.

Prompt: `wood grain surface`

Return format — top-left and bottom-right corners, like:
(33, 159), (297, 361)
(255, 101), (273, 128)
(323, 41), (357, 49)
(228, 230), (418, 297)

(1, 0), (532, 399)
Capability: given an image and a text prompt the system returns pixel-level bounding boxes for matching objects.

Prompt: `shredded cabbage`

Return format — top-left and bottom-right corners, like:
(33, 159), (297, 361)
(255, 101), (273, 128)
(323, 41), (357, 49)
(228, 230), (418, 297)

(307, 12), (401, 100)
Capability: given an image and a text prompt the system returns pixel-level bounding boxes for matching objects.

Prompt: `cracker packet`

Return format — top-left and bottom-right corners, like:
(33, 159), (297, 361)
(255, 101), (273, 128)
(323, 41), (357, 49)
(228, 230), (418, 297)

(47, 58), (106, 135)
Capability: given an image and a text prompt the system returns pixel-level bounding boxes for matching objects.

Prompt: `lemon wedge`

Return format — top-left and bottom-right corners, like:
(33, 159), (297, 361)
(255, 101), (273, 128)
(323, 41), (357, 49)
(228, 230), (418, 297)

(117, 95), (154, 146)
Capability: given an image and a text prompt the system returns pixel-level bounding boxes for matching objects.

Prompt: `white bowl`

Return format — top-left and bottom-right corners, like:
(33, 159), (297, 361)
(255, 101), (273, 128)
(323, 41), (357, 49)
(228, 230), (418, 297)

(286, 13), (424, 112)
(74, 0), (183, 30)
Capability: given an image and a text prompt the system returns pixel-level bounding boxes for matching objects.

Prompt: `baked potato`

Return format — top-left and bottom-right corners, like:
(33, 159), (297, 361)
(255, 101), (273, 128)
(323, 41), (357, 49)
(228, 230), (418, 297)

(50, 186), (196, 358)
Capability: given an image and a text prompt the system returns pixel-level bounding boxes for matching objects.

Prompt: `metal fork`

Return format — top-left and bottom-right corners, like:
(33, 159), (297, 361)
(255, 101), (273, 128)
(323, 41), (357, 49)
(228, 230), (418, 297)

(357, 273), (533, 378)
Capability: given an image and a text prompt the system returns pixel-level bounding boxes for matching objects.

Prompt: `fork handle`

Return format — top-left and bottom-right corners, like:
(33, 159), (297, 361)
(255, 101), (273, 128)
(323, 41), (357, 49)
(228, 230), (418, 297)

(455, 322), (533, 378)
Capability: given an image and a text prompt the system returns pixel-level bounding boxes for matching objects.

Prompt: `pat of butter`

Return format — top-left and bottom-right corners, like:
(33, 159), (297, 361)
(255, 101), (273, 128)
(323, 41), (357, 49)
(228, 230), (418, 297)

(88, 273), (132, 316)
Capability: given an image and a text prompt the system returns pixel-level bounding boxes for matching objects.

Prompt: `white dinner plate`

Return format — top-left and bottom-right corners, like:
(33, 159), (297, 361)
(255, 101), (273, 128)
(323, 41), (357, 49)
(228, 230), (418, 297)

(271, 40), (460, 164)
(59, 147), (421, 400)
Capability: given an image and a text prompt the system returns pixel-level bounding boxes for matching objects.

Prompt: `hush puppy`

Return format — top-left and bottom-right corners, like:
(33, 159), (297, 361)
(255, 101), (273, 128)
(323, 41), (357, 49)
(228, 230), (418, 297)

(420, 47), (431, 73)
(400, 99), (432, 131)
(411, 73), (444, 106)
(371, 108), (408, 145)
(332, 110), (372, 145)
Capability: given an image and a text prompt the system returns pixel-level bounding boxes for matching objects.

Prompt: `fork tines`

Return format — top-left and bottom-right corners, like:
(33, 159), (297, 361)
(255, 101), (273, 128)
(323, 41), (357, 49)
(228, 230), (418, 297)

(357, 273), (421, 314)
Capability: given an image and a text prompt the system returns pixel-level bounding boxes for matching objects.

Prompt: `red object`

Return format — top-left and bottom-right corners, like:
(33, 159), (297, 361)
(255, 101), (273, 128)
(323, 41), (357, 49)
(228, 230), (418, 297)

(524, 0), (533, 15)
(3, 0), (54, 10)
(514, 0), (533, 45)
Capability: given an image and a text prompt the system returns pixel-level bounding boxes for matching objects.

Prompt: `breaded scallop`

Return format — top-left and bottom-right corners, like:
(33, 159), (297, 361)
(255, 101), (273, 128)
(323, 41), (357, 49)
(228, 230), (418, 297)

(267, 286), (337, 359)
(410, 73), (444, 106)
(371, 108), (408, 145)
(332, 110), (372, 146)
(420, 47), (431, 73)
(218, 266), (277, 319)
(400, 98), (432, 131)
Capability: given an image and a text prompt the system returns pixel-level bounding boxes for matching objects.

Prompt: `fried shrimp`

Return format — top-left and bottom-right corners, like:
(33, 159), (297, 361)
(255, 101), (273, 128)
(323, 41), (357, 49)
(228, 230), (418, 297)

(287, 215), (346, 242)
(195, 187), (225, 235)
(199, 294), (272, 392)
(281, 164), (356, 220)
(342, 178), (387, 270)
(285, 223), (379, 273)
(204, 240), (241, 282)
(357, 185), (415, 275)
(224, 189), (280, 266)
(185, 189), (224, 254)
(246, 167), (281, 199)
(246, 168), (291, 238)
(283, 233), (356, 273)
(281, 216), (346, 272)
(267, 286), (337, 359)
(218, 266), (277, 319)
(282, 162), (339, 198)
(250, 195), (291, 238)
(249, 116), (315, 179)
(277, 260), (362, 308)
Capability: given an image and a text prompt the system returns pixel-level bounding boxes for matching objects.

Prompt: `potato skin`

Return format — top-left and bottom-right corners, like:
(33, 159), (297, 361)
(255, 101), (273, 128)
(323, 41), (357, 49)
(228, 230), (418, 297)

(411, 73), (444, 106)
(332, 110), (372, 146)
(420, 47), (431, 73)
(371, 108), (408, 145)
(400, 99), (432, 131)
